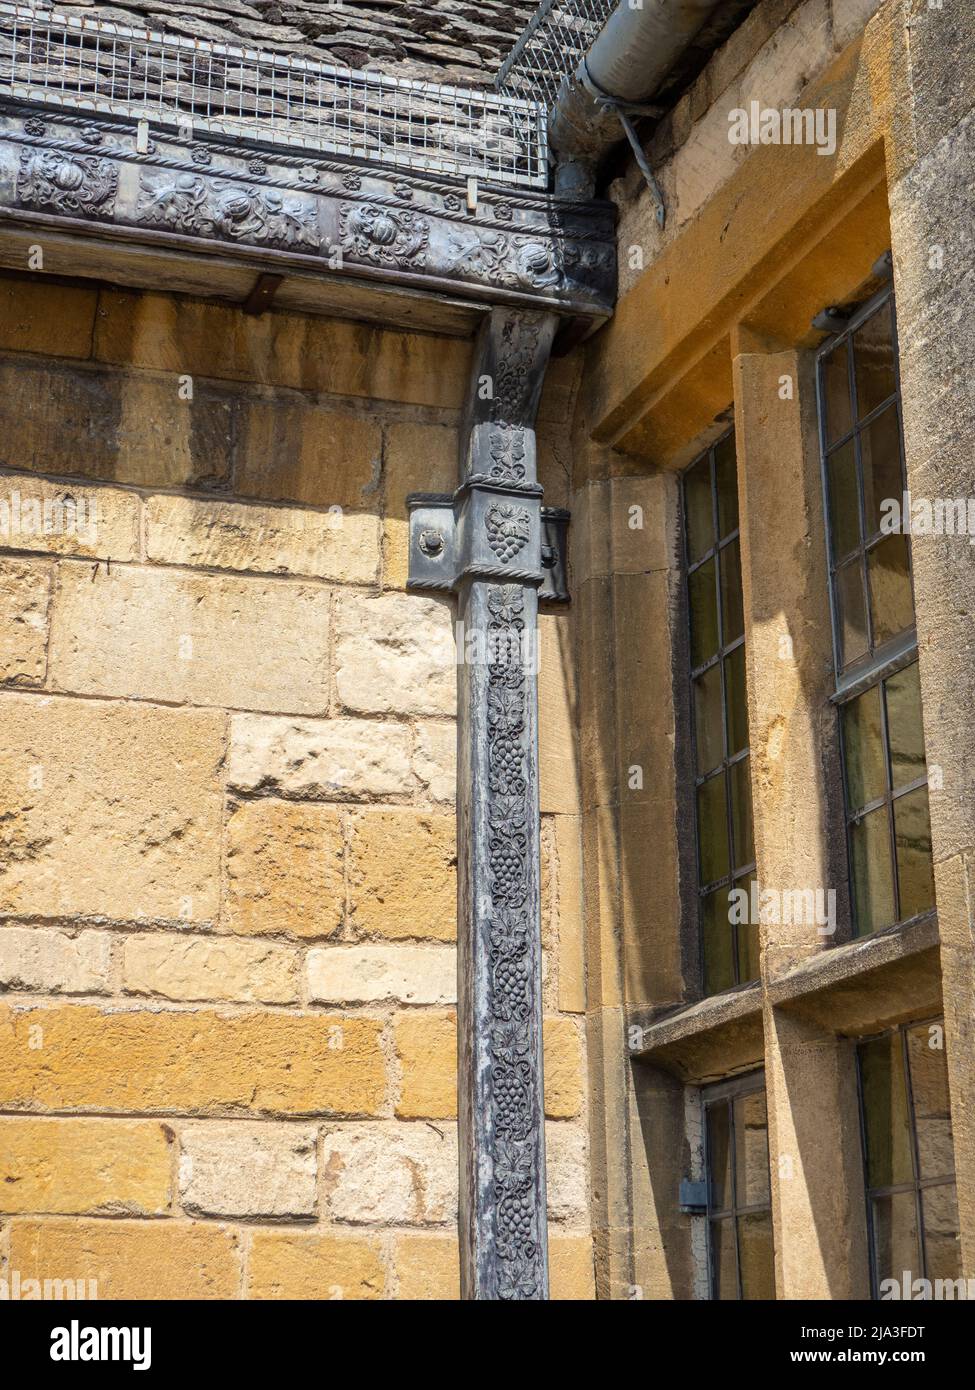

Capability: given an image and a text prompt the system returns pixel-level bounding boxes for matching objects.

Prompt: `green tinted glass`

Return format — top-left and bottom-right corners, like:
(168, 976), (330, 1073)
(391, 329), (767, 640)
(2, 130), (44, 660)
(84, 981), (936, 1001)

(822, 337), (853, 445)
(836, 558), (869, 668)
(854, 299), (897, 419)
(702, 887), (735, 995)
(707, 1100), (733, 1212)
(685, 452), (714, 563)
(850, 806), (896, 935)
(872, 1191), (920, 1288)
(689, 558), (718, 667)
(736, 915), (760, 986)
(730, 758), (754, 870)
(860, 402), (903, 537)
(698, 774), (730, 886)
(720, 539), (745, 645)
(724, 645), (749, 758)
(894, 786), (935, 921)
(694, 663), (723, 775)
(868, 533), (914, 647)
(715, 433), (740, 538)
(711, 1219), (738, 1299)
(827, 438), (860, 560)
(843, 684), (886, 811)
(685, 434), (753, 994)
(705, 1078), (772, 1303)
(738, 1212), (775, 1300)
(860, 1032), (914, 1189)
(885, 662), (926, 791)
(858, 1020), (960, 1297)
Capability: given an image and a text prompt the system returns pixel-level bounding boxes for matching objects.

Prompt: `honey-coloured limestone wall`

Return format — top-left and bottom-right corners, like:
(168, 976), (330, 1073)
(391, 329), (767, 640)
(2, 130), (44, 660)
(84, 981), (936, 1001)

(0, 274), (592, 1300)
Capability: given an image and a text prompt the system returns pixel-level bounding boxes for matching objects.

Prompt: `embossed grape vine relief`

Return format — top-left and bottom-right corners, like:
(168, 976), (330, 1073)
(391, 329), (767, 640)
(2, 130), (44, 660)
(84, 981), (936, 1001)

(485, 584), (542, 1299)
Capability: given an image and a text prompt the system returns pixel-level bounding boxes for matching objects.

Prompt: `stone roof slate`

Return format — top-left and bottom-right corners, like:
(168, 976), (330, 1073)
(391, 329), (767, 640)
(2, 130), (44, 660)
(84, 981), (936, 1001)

(57, 0), (536, 87)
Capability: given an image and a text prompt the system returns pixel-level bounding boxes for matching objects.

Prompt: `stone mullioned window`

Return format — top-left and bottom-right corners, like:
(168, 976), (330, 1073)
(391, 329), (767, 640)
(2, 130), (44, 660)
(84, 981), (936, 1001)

(817, 284), (936, 936)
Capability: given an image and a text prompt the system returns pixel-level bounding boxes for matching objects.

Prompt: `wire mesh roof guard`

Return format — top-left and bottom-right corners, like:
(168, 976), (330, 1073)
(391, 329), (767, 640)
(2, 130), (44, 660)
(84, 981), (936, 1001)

(495, 0), (617, 108)
(0, 1), (549, 189)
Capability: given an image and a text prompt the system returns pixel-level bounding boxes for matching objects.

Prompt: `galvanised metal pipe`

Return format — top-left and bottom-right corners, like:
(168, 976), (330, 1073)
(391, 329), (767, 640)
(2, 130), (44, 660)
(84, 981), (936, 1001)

(550, 0), (723, 197)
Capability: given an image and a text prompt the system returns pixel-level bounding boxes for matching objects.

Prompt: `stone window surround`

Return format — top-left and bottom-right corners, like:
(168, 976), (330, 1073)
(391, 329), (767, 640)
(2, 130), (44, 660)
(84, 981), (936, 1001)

(628, 274), (942, 1071)
(627, 298), (944, 1295)
(588, 209), (949, 1300)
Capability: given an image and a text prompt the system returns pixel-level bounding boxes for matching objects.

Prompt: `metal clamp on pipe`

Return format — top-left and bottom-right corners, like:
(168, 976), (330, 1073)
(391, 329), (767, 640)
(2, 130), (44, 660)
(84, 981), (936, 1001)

(584, 59), (668, 227)
(548, 0), (724, 201)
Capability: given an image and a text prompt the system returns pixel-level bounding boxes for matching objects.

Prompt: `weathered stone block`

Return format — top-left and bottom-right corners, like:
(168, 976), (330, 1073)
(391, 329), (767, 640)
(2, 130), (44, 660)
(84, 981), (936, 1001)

(412, 721), (456, 804)
(348, 808), (456, 941)
(246, 1230), (385, 1300)
(393, 1232), (460, 1300)
(394, 1009), (457, 1119)
(539, 611), (580, 815)
(552, 814), (585, 1015)
(538, 430), (573, 509)
(123, 932), (298, 1004)
(334, 592), (455, 717)
(832, 0), (883, 51)
(322, 1122), (457, 1224)
(550, 1232), (596, 1300)
(0, 475), (140, 561)
(672, 80), (747, 229)
(92, 289), (470, 408)
(739, 0), (832, 115)
(546, 1123), (589, 1224)
(0, 1118), (172, 1215)
(543, 1017), (585, 1120)
(576, 575), (620, 815)
(307, 945), (456, 1006)
(0, 694), (223, 924)
(145, 494), (379, 584)
(0, 559), (52, 686)
(235, 399), (383, 510)
(9, 1218), (240, 1299)
(223, 799), (345, 939)
(49, 563), (331, 714)
(0, 280), (96, 358)
(225, 713), (413, 801)
(0, 358), (234, 489)
(0, 926), (111, 994)
(581, 803), (625, 1011)
(0, 1003), (386, 1117)
(612, 569), (679, 809)
(178, 1122), (317, 1218)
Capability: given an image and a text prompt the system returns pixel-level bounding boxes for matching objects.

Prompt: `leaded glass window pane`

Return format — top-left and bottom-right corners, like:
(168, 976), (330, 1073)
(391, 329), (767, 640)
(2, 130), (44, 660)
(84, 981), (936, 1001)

(683, 431), (757, 994)
(817, 285), (936, 936)
(704, 1076), (773, 1300)
(858, 1022), (960, 1296)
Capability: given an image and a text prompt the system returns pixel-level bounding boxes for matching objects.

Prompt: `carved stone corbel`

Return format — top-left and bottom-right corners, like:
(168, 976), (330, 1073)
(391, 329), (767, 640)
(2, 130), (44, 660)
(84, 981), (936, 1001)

(407, 307), (563, 1299)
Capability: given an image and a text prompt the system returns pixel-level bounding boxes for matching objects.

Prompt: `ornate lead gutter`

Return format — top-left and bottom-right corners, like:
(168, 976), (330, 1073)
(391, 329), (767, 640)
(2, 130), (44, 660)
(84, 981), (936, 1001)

(408, 310), (558, 1300)
(0, 104), (616, 318)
